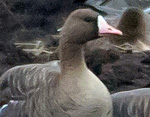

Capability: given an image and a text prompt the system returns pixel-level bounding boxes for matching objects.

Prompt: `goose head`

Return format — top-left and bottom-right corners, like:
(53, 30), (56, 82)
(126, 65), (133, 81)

(117, 7), (146, 43)
(61, 9), (122, 44)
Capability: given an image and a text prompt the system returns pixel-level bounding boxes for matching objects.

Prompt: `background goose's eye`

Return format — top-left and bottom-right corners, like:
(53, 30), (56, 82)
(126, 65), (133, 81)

(84, 17), (93, 22)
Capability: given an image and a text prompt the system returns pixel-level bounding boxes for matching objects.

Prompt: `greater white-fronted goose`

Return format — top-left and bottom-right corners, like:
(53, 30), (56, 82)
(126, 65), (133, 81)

(86, 7), (150, 53)
(0, 9), (122, 117)
(112, 88), (150, 117)
(110, 7), (147, 52)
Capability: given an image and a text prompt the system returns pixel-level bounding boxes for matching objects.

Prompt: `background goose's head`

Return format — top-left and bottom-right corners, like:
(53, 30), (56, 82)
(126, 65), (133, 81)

(61, 9), (122, 44)
(117, 7), (145, 42)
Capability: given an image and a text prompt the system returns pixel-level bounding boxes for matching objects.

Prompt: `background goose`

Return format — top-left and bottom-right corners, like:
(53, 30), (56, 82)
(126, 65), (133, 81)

(0, 9), (122, 117)
(112, 88), (150, 117)
(86, 7), (150, 53)
(109, 7), (150, 52)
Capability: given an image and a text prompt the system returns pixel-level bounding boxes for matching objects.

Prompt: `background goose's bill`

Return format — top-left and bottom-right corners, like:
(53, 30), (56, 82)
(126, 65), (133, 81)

(98, 15), (123, 36)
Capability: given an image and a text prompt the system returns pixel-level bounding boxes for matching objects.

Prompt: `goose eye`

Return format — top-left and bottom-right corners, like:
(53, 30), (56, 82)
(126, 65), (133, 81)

(84, 17), (93, 22)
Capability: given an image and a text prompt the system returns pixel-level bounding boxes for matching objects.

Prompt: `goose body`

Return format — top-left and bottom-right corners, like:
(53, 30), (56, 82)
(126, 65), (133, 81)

(0, 9), (122, 117)
(0, 61), (60, 102)
(112, 88), (150, 117)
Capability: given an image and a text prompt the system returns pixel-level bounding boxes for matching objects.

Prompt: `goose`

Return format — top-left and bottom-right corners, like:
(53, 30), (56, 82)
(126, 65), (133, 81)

(0, 9), (122, 117)
(110, 7), (148, 52)
(112, 88), (150, 117)
(86, 7), (150, 53)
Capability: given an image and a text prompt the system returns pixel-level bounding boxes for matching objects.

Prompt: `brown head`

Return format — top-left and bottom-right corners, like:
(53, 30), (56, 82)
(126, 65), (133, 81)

(60, 9), (122, 45)
(116, 7), (146, 44)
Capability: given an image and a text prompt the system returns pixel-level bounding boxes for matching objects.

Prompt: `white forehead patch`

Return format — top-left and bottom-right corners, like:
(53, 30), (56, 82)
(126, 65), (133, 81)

(97, 15), (107, 29)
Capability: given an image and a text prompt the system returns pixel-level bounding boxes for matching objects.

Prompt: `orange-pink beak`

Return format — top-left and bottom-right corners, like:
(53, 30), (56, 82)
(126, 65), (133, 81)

(98, 15), (123, 36)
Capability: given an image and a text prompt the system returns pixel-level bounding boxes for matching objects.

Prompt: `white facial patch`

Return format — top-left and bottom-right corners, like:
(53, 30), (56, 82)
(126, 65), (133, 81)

(97, 15), (107, 29)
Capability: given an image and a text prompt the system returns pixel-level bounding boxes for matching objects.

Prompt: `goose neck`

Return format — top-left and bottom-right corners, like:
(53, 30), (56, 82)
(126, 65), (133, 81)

(59, 38), (87, 74)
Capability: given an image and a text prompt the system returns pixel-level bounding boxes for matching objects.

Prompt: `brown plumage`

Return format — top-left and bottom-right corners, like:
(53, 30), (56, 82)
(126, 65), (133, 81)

(109, 7), (147, 52)
(0, 9), (122, 117)
(86, 7), (150, 52)
(113, 7), (146, 44)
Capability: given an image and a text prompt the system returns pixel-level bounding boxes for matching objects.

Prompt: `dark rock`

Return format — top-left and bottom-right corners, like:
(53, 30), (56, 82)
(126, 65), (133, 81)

(85, 49), (120, 76)
(141, 51), (150, 64)
(0, 0), (83, 75)
(0, 41), (34, 75)
(0, 0), (85, 43)
(99, 52), (150, 93)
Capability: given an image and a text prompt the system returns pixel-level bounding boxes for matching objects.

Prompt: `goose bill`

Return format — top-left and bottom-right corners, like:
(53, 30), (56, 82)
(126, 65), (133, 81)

(98, 15), (123, 36)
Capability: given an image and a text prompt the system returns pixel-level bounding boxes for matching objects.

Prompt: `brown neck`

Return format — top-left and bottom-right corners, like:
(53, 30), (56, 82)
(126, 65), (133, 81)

(59, 37), (87, 75)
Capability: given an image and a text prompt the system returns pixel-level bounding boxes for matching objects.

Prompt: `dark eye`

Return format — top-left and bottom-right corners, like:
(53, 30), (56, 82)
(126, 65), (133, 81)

(84, 17), (93, 22)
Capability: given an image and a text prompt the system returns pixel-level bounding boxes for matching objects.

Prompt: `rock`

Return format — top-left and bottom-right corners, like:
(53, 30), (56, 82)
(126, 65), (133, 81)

(0, 41), (34, 75)
(100, 52), (150, 93)
(0, 0), (84, 75)
(84, 48), (150, 93)
(85, 49), (119, 76)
